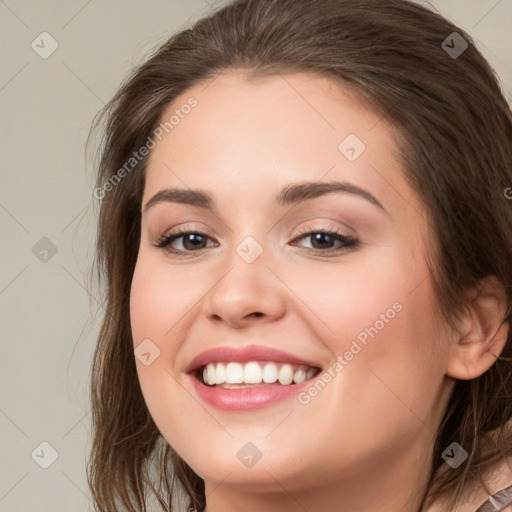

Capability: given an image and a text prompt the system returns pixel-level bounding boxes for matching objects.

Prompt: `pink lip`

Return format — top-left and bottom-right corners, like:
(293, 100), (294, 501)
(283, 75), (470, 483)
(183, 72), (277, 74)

(187, 373), (317, 411)
(185, 344), (322, 374)
(184, 345), (322, 411)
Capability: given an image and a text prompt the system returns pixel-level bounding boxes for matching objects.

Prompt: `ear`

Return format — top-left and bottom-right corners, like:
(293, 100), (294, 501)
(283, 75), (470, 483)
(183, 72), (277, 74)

(446, 275), (510, 380)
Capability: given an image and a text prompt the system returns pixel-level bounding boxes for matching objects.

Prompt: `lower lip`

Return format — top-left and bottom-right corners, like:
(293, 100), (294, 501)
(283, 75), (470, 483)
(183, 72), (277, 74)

(187, 373), (315, 411)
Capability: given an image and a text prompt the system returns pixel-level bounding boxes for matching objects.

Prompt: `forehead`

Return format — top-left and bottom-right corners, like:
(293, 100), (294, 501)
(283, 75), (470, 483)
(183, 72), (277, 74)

(143, 70), (423, 219)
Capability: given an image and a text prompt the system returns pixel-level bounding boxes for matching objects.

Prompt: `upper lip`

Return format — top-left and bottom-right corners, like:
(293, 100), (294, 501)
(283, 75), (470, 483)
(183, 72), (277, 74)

(185, 345), (323, 374)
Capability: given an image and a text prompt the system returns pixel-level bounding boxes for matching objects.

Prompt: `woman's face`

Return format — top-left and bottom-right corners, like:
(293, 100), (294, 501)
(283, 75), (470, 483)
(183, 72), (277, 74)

(130, 71), (454, 502)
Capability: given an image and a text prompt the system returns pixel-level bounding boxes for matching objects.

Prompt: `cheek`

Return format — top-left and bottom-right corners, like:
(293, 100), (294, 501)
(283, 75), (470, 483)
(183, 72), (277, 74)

(280, 250), (423, 346)
(129, 257), (201, 344)
(129, 261), (178, 401)
(129, 262), (194, 448)
(298, 250), (445, 415)
(330, 279), (445, 437)
(129, 257), (209, 411)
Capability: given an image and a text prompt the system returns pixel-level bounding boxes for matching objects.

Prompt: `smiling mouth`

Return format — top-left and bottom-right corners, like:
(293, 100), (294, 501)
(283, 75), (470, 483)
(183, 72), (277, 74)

(193, 361), (322, 388)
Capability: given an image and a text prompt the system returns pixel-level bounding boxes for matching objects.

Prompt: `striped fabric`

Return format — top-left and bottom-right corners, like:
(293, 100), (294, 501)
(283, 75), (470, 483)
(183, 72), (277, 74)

(475, 484), (512, 512)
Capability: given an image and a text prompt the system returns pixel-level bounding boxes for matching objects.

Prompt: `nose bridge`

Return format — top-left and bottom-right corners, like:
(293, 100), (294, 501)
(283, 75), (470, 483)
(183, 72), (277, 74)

(220, 210), (274, 271)
(202, 229), (286, 325)
(234, 233), (266, 266)
(219, 231), (271, 299)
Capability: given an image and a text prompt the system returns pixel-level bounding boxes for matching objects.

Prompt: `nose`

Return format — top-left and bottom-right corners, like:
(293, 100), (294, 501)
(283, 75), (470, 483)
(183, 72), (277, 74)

(201, 244), (287, 329)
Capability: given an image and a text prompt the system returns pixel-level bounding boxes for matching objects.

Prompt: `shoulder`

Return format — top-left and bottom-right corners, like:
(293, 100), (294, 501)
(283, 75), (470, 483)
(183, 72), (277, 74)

(424, 455), (512, 512)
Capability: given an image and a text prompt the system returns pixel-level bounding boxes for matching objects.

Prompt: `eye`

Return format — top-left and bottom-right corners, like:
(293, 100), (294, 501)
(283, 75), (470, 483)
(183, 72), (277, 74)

(290, 228), (359, 254)
(154, 228), (218, 255)
(153, 227), (359, 257)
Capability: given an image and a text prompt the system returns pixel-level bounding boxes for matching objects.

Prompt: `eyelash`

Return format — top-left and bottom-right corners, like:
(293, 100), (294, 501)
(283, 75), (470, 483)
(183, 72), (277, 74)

(154, 226), (359, 257)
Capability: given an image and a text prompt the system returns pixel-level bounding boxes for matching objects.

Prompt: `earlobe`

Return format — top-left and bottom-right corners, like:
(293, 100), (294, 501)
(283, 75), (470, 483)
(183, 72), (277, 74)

(446, 275), (510, 381)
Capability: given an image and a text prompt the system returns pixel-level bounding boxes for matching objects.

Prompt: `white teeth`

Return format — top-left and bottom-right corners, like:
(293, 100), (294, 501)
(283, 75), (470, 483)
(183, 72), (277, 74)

(200, 361), (319, 386)
(293, 368), (307, 384)
(306, 368), (316, 380)
(214, 362), (226, 384)
(278, 364), (294, 385)
(225, 362), (244, 383)
(207, 363), (216, 385)
(262, 362), (278, 383)
(244, 362), (262, 384)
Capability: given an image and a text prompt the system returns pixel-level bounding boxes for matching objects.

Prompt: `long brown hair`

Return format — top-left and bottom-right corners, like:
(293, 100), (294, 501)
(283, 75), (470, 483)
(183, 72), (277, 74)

(86, 0), (512, 510)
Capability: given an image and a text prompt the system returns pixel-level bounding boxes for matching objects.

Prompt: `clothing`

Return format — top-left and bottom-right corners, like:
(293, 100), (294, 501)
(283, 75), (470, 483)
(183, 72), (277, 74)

(475, 483), (512, 511)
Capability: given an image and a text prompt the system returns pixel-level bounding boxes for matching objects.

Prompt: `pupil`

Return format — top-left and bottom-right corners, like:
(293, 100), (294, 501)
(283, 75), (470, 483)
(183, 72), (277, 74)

(185, 234), (205, 249)
(312, 233), (332, 249)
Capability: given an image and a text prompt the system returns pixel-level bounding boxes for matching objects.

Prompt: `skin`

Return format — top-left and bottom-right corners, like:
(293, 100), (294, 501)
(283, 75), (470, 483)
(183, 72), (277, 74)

(129, 70), (509, 512)
(429, 455), (512, 512)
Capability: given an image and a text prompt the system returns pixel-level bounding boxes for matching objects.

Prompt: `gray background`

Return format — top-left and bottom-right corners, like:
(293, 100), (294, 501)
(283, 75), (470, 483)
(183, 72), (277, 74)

(0, 1), (510, 510)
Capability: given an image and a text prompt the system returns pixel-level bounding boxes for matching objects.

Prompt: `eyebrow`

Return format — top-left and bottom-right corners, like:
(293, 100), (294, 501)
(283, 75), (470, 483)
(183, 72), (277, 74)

(142, 181), (386, 214)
